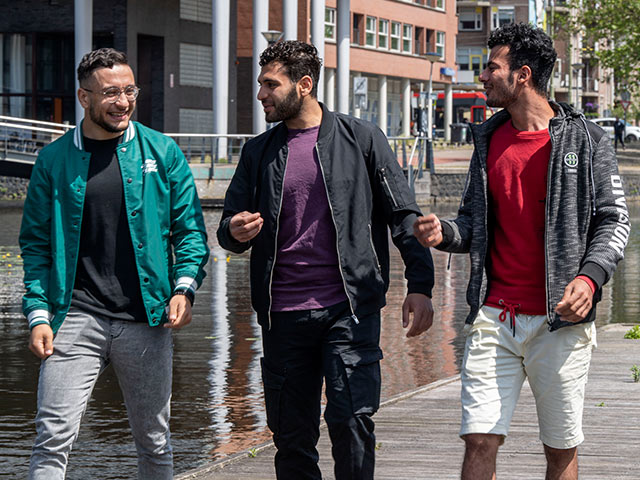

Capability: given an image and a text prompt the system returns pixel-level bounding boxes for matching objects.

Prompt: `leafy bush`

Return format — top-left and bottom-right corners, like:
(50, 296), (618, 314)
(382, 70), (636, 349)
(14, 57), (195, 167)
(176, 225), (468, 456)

(624, 325), (640, 339)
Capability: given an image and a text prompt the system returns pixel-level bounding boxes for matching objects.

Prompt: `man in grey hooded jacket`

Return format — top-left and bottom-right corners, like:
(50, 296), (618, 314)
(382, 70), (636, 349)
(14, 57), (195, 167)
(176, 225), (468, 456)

(414, 23), (628, 480)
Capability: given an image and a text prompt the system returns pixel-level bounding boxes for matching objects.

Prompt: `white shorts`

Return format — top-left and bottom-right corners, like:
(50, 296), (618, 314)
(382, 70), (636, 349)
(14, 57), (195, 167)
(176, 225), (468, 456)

(460, 305), (596, 449)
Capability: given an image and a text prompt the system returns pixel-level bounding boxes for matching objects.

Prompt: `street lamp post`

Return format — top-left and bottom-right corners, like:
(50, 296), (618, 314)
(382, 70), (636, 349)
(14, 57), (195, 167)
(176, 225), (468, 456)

(424, 52), (441, 141)
(262, 30), (284, 45)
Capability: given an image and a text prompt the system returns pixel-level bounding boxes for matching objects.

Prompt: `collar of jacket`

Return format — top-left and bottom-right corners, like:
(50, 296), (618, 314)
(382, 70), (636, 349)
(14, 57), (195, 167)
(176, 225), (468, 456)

(72, 120), (137, 151)
(318, 102), (336, 140)
(270, 102), (336, 144)
(469, 100), (580, 152)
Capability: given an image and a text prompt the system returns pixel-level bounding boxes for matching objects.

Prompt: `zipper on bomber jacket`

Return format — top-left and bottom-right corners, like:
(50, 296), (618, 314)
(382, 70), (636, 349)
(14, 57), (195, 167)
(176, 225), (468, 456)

(267, 148), (288, 330)
(368, 223), (382, 273)
(379, 167), (399, 209)
(315, 144), (359, 324)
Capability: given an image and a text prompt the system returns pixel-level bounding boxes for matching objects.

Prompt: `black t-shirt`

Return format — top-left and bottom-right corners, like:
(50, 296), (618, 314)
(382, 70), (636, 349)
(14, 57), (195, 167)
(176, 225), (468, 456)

(70, 135), (146, 322)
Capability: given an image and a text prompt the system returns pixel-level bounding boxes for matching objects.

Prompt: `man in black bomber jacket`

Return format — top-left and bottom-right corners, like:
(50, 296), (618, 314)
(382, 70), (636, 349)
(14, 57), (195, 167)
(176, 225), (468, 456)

(217, 41), (434, 480)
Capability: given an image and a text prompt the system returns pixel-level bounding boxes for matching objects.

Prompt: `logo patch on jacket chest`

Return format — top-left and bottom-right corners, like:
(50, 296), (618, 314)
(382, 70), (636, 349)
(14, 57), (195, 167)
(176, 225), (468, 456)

(142, 158), (158, 174)
(564, 152), (579, 168)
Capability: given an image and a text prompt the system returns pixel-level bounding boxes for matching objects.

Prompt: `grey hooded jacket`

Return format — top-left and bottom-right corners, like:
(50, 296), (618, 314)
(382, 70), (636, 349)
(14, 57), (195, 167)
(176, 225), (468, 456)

(437, 102), (629, 331)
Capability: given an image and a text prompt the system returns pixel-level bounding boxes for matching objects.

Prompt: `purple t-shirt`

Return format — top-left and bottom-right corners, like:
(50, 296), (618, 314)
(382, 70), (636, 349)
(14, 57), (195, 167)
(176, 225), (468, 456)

(270, 125), (348, 312)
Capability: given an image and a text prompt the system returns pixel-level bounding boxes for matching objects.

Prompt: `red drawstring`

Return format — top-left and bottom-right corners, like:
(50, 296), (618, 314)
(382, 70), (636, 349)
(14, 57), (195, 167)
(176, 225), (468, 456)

(498, 299), (520, 337)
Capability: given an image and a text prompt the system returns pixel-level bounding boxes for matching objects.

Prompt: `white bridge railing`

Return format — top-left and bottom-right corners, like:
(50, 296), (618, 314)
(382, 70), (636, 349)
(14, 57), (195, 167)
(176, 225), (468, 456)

(0, 116), (433, 185)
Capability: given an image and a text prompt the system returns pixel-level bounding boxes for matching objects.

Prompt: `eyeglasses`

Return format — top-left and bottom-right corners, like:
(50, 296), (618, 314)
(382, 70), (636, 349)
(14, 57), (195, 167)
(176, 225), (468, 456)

(82, 85), (140, 103)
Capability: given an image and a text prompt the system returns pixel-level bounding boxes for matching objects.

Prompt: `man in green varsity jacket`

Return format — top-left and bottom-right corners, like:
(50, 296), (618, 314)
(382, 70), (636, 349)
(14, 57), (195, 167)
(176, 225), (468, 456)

(20, 48), (209, 479)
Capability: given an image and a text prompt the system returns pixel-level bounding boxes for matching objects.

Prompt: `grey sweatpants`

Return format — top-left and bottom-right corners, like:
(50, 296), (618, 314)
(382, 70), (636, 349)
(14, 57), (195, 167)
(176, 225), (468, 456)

(29, 307), (174, 480)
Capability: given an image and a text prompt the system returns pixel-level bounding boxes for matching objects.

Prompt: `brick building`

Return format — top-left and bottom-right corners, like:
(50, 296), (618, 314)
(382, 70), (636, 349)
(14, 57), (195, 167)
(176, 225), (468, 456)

(0, 0), (460, 137)
(455, 0), (615, 116)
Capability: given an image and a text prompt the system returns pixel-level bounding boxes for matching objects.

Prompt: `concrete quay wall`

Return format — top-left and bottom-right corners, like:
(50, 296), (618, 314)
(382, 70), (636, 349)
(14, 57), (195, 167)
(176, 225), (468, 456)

(3, 170), (640, 204)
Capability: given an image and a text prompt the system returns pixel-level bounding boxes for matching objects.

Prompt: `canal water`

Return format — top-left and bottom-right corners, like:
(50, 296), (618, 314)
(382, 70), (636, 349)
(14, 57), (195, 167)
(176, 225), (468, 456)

(1, 202), (638, 479)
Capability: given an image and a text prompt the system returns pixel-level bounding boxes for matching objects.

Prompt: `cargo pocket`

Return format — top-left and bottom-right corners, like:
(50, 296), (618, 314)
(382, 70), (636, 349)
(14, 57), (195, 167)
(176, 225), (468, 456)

(260, 357), (285, 434)
(338, 347), (384, 415)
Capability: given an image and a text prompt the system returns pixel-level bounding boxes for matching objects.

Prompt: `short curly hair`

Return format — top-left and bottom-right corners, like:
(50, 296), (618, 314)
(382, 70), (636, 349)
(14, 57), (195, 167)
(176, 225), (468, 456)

(488, 23), (557, 96)
(259, 41), (323, 97)
(77, 48), (129, 85)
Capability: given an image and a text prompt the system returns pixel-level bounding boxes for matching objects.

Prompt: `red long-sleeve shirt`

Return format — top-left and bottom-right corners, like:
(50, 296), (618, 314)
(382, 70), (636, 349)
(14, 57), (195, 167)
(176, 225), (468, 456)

(484, 120), (551, 314)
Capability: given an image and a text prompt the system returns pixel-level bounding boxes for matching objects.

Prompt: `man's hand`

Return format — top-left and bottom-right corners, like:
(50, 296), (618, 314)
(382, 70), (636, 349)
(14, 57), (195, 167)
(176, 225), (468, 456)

(165, 294), (193, 329)
(402, 293), (434, 338)
(413, 214), (443, 248)
(230, 211), (263, 243)
(29, 324), (54, 359)
(555, 278), (594, 323)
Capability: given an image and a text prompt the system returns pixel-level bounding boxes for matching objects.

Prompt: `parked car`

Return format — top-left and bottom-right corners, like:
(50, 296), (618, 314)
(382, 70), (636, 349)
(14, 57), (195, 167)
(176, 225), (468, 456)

(592, 117), (640, 143)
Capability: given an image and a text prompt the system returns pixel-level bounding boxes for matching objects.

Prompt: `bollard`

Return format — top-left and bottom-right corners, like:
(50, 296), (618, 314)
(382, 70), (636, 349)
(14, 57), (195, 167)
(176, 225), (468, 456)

(402, 139), (407, 169)
(427, 138), (435, 174)
(408, 164), (415, 194)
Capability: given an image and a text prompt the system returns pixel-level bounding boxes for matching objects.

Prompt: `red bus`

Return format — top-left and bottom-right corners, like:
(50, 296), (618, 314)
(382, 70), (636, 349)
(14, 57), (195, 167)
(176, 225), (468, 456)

(435, 92), (490, 128)
(412, 91), (490, 137)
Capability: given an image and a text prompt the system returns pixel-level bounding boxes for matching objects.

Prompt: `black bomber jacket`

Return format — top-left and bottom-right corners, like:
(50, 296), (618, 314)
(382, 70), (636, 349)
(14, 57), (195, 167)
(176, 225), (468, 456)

(217, 104), (434, 325)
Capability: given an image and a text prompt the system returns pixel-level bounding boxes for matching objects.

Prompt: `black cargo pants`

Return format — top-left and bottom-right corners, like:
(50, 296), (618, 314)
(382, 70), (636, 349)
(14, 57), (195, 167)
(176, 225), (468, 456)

(259, 301), (383, 480)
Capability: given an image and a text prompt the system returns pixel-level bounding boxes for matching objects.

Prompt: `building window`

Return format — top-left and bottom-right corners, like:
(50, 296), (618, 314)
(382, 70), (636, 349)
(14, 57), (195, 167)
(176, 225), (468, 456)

(353, 13), (364, 45)
(457, 47), (486, 82)
(414, 27), (424, 55)
(436, 31), (445, 59)
(435, 0), (444, 10)
(180, 0), (212, 23)
(390, 21), (401, 51)
(365, 16), (377, 47)
(402, 24), (412, 53)
(325, 7), (336, 40)
(378, 19), (389, 49)
(0, 33), (112, 123)
(179, 43), (213, 88)
(459, 8), (483, 31)
(492, 7), (515, 30)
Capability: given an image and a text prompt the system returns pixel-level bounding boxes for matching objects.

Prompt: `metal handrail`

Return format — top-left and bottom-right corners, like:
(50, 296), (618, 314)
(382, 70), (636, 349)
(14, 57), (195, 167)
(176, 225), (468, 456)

(0, 116), (435, 183)
(0, 121), (68, 136)
(0, 115), (74, 131)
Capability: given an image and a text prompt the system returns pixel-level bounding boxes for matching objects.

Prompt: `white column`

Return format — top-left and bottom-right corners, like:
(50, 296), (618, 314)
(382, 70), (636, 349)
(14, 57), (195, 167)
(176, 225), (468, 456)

(253, 0), (268, 133)
(353, 72), (361, 119)
(336, 0), (350, 114)
(325, 68), (335, 111)
(74, 0), (93, 126)
(212, 0), (229, 157)
(444, 83), (453, 143)
(427, 62), (435, 140)
(310, 0), (325, 102)
(379, 75), (387, 135)
(402, 77), (411, 137)
(283, 0), (298, 41)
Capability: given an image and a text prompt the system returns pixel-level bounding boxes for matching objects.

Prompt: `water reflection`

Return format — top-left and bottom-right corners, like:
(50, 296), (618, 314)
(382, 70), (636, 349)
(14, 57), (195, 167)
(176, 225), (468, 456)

(1, 202), (638, 478)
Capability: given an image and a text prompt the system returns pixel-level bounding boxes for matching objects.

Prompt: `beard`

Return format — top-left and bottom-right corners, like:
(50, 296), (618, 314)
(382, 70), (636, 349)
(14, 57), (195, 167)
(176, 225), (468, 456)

(485, 74), (519, 109)
(88, 102), (132, 134)
(265, 87), (303, 123)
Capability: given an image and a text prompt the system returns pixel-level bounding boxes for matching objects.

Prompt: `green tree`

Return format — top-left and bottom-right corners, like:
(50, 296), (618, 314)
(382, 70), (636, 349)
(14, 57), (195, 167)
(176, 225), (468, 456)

(565, 0), (640, 93)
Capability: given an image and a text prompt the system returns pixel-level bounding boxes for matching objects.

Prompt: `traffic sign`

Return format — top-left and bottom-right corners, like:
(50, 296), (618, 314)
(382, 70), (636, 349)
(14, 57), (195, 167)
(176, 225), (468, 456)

(621, 99), (631, 110)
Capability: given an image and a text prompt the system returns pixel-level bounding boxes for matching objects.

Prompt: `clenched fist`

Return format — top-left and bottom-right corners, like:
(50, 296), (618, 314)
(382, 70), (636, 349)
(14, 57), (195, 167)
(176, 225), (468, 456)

(413, 213), (443, 248)
(230, 211), (263, 243)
